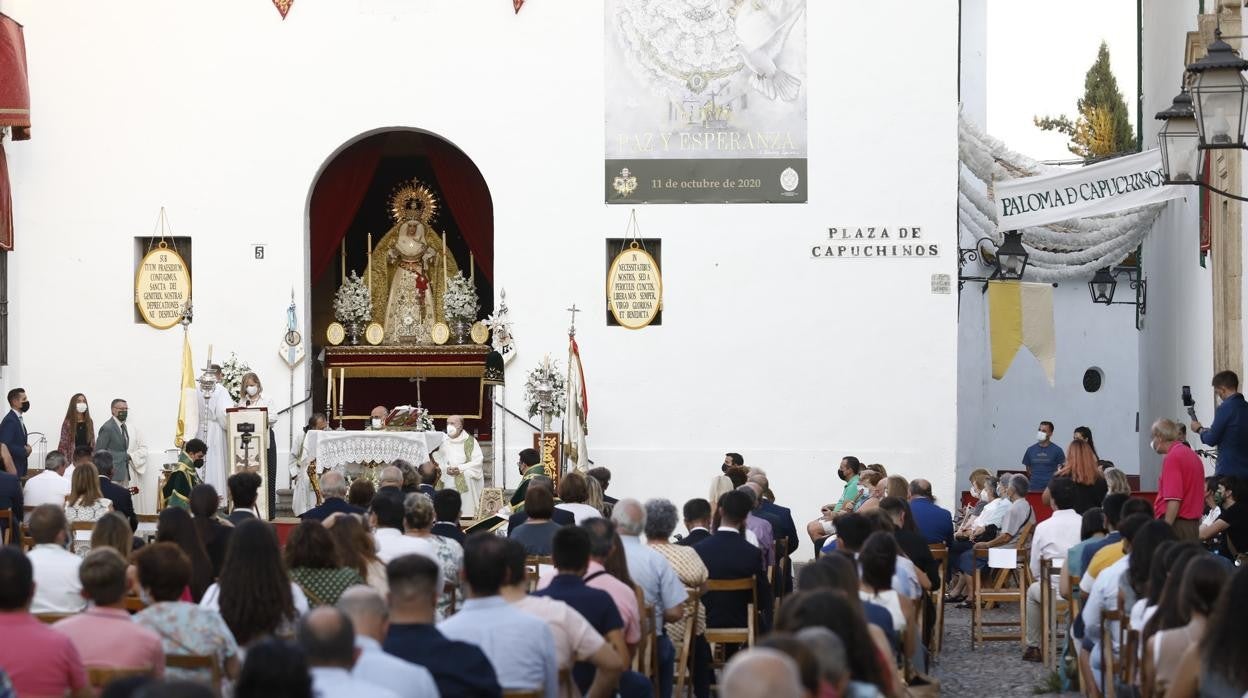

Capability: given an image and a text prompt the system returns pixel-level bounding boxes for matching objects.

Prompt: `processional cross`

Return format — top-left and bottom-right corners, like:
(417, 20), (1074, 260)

(567, 304), (580, 337)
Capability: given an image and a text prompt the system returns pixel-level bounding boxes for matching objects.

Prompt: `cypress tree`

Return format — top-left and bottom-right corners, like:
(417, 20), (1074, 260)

(1034, 41), (1136, 159)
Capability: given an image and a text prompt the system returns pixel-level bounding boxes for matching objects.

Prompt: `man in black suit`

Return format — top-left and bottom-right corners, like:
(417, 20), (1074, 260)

(750, 474), (798, 556)
(93, 451), (137, 532)
(299, 471), (365, 521)
(693, 490), (772, 631)
(676, 498), (712, 547)
(227, 471), (262, 524)
(0, 467), (23, 542)
(431, 489), (465, 544)
(586, 467), (618, 507)
(417, 460), (438, 498)
(0, 387), (30, 476)
(507, 477), (574, 535)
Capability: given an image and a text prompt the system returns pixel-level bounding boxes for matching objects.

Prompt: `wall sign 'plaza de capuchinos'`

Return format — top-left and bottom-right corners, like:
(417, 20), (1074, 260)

(135, 243), (191, 330)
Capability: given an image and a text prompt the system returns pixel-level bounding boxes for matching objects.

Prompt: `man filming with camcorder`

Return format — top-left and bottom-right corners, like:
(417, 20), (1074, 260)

(1189, 370), (1248, 479)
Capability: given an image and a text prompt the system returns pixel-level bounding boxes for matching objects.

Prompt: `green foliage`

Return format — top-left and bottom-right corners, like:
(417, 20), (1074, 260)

(1034, 41), (1136, 158)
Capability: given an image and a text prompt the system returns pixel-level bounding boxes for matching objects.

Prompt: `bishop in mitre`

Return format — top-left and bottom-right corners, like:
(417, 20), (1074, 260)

(436, 415), (483, 518)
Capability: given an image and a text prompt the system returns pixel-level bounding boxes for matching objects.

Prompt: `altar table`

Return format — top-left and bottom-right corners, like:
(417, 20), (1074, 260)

(305, 430), (446, 473)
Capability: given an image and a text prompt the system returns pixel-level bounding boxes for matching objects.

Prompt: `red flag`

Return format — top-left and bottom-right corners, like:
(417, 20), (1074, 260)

(272, 0), (293, 19)
(513, 0), (525, 13)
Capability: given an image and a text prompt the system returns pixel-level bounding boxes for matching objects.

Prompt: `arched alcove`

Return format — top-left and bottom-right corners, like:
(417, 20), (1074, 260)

(305, 129), (494, 429)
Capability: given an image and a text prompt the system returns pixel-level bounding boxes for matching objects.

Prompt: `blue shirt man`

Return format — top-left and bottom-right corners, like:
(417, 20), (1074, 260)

(1193, 372), (1248, 479)
(1022, 421), (1065, 491)
(907, 479), (953, 546)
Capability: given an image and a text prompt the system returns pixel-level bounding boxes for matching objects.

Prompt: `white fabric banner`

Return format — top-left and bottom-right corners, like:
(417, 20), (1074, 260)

(994, 149), (1186, 229)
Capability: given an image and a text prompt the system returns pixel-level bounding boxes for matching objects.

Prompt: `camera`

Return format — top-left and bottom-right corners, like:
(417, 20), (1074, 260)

(236, 422), (255, 445)
(1182, 385), (1197, 421)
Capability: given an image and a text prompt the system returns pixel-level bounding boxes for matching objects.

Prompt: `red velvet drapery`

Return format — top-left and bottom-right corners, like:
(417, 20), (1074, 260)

(425, 137), (494, 282)
(0, 14), (30, 252)
(309, 137), (385, 280)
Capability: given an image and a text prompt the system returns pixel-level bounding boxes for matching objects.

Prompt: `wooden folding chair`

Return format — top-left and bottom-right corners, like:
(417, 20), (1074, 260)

(70, 520), (95, 554)
(971, 545), (1028, 648)
(1101, 609), (1121, 698)
(525, 555), (552, 592)
(87, 667), (153, 690)
(165, 653), (222, 691)
(704, 577), (757, 691)
(927, 543), (948, 656)
(1040, 557), (1070, 670)
(0, 509), (11, 544)
(1121, 629), (1139, 689)
(442, 581), (458, 616)
(35, 612), (75, 624)
(632, 587), (659, 696)
(673, 587), (701, 698)
(123, 595), (148, 613)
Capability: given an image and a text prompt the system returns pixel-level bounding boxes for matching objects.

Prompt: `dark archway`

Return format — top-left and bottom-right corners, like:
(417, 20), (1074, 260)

(306, 129), (494, 428)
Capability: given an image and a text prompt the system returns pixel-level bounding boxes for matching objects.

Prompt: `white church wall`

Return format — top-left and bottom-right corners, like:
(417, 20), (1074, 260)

(1138, 0), (1210, 487)
(2, 0), (958, 547)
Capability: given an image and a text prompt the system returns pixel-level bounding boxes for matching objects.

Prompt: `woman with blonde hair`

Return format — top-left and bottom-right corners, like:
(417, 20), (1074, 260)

(708, 474), (734, 517)
(65, 463), (114, 557)
(1104, 467), (1131, 495)
(1054, 439), (1108, 513)
(89, 511), (133, 559)
(855, 471), (885, 513)
(235, 371), (276, 517)
(884, 475), (909, 500)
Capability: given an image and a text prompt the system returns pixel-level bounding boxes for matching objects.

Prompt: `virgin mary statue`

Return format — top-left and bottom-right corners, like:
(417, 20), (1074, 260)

(371, 180), (461, 344)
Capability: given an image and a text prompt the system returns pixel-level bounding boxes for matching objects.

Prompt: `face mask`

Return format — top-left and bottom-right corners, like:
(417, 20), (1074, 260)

(977, 488), (989, 501)
(371, 418), (382, 429)
(1149, 439), (1157, 452)
(19, 401), (29, 413)
(245, 385), (258, 397)
(75, 402), (88, 414)
(137, 588), (153, 606)
(117, 410), (128, 422)
(193, 458), (204, 469)
(837, 470), (848, 482)
(1036, 430), (1048, 442)
(447, 425), (461, 437)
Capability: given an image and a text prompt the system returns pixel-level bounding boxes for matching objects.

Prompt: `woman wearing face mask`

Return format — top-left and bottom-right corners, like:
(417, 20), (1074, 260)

(236, 372), (277, 519)
(57, 393), (95, 461)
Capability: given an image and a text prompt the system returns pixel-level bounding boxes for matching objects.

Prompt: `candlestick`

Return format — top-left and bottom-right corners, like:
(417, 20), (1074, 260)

(469, 252), (474, 286)
(341, 239), (346, 284)
(337, 368), (346, 431)
(206, 344), (213, 365)
(326, 367), (333, 414)
(442, 233), (448, 285)
(367, 233), (373, 306)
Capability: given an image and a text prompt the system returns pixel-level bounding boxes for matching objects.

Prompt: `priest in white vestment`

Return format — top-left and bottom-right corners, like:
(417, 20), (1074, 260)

(198, 373), (232, 503)
(127, 424), (154, 513)
(436, 415), (483, 518)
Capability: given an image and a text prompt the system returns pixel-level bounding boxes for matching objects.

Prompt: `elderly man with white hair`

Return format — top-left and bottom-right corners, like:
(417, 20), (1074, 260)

(722, 647), (803, 698)
(436, 415), (484, 518)
(612, 498), (687, 698)
(378, 465), (404, 491)
(337, 586), (438, 698)
(298, 470), (366, 521)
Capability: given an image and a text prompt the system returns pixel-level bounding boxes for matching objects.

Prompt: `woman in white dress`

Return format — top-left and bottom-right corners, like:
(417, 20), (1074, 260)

(64, 463), (114, 558)
(236, 372), (276, 517)
(291, 413), (328, 517)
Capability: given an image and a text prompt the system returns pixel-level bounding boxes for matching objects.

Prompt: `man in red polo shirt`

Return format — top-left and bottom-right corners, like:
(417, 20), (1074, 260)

(0, 547), (90, 697)
(1151, 418), (1205, 540)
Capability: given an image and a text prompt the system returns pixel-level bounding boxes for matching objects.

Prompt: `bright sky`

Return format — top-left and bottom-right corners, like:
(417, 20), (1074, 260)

(987, 1), (1139, 162)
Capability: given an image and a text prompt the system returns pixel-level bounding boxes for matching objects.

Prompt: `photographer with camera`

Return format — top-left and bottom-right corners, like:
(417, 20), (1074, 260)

(1189, 371), (1248, 479)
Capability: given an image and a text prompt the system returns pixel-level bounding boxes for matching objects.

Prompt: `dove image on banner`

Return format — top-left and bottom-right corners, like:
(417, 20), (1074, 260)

(604, 0), (808, 203)
(994, 149), (1186, 229)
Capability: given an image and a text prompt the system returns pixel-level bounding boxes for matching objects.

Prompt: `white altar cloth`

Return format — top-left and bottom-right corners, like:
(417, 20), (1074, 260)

(304, 430), (446, 473)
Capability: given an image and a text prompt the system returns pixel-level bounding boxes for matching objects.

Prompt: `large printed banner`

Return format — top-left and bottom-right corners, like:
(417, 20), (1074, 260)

(995, 149), (1186, 229)
(605, 0), (808, 204)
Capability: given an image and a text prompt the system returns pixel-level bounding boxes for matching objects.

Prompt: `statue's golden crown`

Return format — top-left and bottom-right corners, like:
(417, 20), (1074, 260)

(389, 179), (440, 225)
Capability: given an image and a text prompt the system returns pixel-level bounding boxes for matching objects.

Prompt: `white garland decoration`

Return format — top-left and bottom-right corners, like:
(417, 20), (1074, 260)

(957, 108), (1166, 282)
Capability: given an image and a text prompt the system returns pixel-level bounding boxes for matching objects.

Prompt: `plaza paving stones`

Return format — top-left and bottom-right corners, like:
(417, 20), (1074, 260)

(929, 603), (1080, 697)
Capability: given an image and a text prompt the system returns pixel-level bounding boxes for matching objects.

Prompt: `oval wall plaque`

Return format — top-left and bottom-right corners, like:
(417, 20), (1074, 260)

(606, 245), (662, 330)
(134, 244), (191, 330)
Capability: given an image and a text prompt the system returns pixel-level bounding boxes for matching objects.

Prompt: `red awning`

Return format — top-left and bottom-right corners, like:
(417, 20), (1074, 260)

(0, 13), (29, 252)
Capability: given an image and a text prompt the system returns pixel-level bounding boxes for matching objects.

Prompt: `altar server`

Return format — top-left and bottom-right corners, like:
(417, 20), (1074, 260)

(437, 416), (484, 518)
(292, 413), (328, 516)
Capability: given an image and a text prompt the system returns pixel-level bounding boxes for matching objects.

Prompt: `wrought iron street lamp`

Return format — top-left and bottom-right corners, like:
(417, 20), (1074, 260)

(1188, 29), (1248, 149)
(1157, 88), (1203, 183)
(1087, 266), (1147, 330)
(957, 230), (1030, 289)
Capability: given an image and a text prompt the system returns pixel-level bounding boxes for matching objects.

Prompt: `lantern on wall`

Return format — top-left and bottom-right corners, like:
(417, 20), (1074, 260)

(1156, 87), (1203, 184)
(1187, 30), (1248, 149)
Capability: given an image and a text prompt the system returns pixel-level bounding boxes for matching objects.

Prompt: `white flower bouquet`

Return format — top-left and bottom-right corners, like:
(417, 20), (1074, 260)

(443, 271), (479, 323)
(523, 357), (566, 419)
(333, 271), (371, 324)
(219, 353), (252, 403)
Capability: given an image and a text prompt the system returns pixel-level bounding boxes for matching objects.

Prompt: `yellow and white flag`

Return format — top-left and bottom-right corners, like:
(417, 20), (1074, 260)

(175, 330), (198, 448)
(988, 281), (1055, 385)
(564, 336), (589, 471)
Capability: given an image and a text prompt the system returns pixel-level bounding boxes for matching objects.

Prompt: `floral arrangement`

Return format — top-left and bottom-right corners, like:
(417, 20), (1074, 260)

(383, 405), (436, 432)
(485, 304), (515, 365)
(333, 271), (371, 324)
(219, 353), (252, 403)
(523, 356), (566, 419)
(443, 271), (479, 322)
